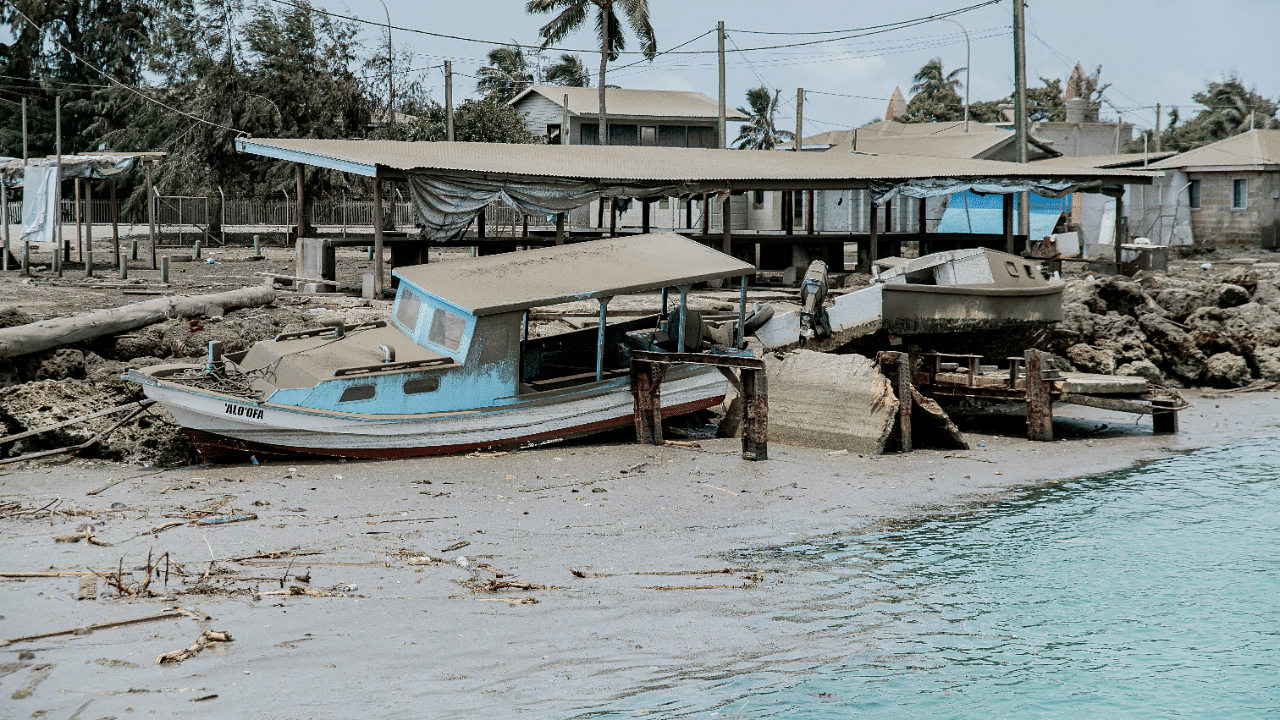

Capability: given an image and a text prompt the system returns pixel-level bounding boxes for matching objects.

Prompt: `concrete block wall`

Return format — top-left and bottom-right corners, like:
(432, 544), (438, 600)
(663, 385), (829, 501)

(1189, 171), (1280, 246)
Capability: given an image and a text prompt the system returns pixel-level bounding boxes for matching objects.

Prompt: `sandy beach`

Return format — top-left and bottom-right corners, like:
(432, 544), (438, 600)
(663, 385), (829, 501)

(1, 389), (1275, 718)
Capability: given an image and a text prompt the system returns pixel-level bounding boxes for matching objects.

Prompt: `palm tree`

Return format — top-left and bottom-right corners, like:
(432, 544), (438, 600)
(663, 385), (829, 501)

(526, 0), (657, 145)
(546, 53), (590, 87)
(910, 57), (965, 100)
(734, 87), (793, 150)
(476, 43), (534, 103)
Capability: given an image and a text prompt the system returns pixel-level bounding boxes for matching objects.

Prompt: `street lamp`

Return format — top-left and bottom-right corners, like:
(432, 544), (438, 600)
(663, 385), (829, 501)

(376, 0), (393, 129)
(940, 17), (970, 132)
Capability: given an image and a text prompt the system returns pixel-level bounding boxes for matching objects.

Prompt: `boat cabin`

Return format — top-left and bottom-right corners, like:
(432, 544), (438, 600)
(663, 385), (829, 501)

(232, 234), (755, 415)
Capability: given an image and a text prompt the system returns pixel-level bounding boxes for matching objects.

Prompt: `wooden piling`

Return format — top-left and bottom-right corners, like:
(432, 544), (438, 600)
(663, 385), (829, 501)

(1024, 349), (1053, 441)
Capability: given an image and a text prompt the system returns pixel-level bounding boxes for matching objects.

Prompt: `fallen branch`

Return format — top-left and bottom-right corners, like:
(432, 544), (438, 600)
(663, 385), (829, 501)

(474, 597), (538, 605)
(663, 440), (702, 449)
(155, 629), (233, 665)
(0, 611), (185, 647)
(0, 570), (124, 578)
(0, 405), (151, 467)
(476, 579), (558, 593)
(0, 400), (155, 446)
(258, 585), (346, 598)
(0, 286), (276, 359)
(194, 514), (258, 527)
(645, 584), (745, 590)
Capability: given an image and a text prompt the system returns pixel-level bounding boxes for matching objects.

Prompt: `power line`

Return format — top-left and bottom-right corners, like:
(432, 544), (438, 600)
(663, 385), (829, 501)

(726, 0), (1002, 35)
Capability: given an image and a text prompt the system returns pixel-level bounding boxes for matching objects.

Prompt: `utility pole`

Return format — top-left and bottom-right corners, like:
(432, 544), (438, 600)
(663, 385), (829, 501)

(21, 98), (27, 164)
(377, 0), (394, 130)
(54, 97), (62, 276)
(717, 21), (726, 149)
(444, 61), (454, 141)
(1012, 0), (1030, 238)
(795, 88), (803, 151)
(562, 93), (570, 145)
(599, 11), (609, 146)
(1154, 103), (1161, 153)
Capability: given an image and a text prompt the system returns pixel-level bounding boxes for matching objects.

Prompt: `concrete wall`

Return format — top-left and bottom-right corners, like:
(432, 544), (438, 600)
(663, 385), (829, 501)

(1032, 122), (1133, 156)
(1188, 170), (1280, 246)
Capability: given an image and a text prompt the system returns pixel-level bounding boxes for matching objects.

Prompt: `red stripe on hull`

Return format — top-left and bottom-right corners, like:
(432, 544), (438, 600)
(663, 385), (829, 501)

(185, 395), (724, 463)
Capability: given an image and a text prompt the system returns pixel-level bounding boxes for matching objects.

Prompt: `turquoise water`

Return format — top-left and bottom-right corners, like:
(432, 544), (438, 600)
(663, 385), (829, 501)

(594, 436), (1280, 718)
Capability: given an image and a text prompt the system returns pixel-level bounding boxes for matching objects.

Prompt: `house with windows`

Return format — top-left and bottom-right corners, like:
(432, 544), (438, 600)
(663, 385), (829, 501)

(508, 85), (745, 147)
(1148, 130), (1280, 247)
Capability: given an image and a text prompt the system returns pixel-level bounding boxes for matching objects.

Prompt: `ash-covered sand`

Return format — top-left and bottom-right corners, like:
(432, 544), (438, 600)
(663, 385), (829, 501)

(1, 391), (1276, 718)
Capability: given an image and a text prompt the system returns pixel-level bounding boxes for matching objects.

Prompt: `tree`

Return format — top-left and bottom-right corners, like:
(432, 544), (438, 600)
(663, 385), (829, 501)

(476, 44), (535, 103)
(527, 0), (657, 145)
(405, 99), (539, 144)
(1026, 77), (1065, 122)
(899, 57), (964, 123)
(733, 87), (792, 150)
(1160, 76), (1279, 152)
(545, 53), (589, 87)
(1066, 63), (1108, 122)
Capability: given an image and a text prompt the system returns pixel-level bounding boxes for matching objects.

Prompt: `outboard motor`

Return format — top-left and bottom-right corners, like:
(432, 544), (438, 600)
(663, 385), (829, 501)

(798, 259), (830, 343)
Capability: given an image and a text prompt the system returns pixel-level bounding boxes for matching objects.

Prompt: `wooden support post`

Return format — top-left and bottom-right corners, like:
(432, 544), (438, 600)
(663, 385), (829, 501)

(1, 179), (7, 271)
(1113, 194), (1125, 266)
(741, 367), (768, 461)
(641, 198), (650, 234)
(868, 201), (879, 265)
(1152, 398), (1178, 434)
(1024, 348), (1053, 441)
(783, 191), (793, 235)
(522, 215), (528, 239)
(806, 189), (815, 235)
(1002, 193), (1014, 255)
(372, 180), (385, 298)
(477, 207), (486, 238)
(296, 163), (305, 239)
(555, 212), (565, 245)
(597, 198), (605, 229)
(897, 352), (912, 452)
(74, 178), (83, 262)
(630, 360), (663, 445)
(609, 198), (617, 237)
(110, 179), (119, 270)
(595, 296), (610, 381)
(721, 194), (732, 255)
(918, 197), (927, 234)
(701, 194), (709, 236)
(83, 180), (93, 277)
(685, 196), (693, 229)
(146, 163), (157, 270)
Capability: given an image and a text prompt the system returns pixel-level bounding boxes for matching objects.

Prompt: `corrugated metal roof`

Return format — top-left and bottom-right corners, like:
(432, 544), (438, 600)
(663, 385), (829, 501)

(394, 233), (754, 316)
(1032, 152), (1176, 169)
(510, 85), (748, 121)
(1148, 130), (1280, 170)
(237, 138), (1155, 187)
(782, 123), (1059, 161)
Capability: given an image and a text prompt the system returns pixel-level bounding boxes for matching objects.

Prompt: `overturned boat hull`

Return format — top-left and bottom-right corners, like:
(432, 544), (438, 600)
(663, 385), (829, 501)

(129, 365), (725, 461)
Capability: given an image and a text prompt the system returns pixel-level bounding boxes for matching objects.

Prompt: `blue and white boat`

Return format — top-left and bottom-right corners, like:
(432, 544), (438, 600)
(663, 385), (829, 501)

(126, 234), (755, 461)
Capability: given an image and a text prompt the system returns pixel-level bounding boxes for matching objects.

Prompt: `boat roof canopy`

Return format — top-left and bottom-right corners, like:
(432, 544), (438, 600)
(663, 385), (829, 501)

(394, 233), (755, 316)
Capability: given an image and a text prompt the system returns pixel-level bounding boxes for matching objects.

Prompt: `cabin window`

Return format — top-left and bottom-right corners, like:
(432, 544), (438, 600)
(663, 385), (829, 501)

(339, 385), (376, 403)
(428, 307), (467, 351)
(403, 376), (440, 395)
(1024, 264), (1035, 277)
(1188, 180), (1201, 209)
(395, 289), (421, 333)
(1005, 261), (1020, 277)
(1233, 179), (1247, 209)
(546, 123), (562, 145)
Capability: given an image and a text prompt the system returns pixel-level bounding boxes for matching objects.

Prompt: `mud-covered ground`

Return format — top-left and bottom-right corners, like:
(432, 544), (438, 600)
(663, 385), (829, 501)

(0, 390), (1275, 718)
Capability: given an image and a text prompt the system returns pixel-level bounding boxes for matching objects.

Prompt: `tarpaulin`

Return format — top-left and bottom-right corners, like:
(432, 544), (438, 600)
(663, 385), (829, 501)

(406, 172), (681, 241)
(869, 177), (1106, 205)
(19, 165), (59, 246)
(2, 154), (144, 186)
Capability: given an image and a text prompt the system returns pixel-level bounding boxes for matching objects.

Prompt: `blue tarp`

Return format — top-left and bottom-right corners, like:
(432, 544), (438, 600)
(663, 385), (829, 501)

(936, 191), (1071, 238)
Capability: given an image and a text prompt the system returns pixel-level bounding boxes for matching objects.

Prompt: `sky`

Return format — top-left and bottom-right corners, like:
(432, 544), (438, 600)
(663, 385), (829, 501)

(319, 0), (1276, 141)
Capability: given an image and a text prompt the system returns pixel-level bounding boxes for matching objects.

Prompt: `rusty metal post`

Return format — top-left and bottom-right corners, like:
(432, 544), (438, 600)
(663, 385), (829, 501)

(897, 352), (913, 452)
(1024, 348), (1053, 441)
(741, 367), (768, 461)
(1152, 397), (1178, 434)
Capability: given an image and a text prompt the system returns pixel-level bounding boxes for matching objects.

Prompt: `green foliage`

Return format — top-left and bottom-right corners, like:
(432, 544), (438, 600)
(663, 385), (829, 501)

(476, 44), (535, 103)
(1026, 78), (1065, 122)
(1161, 76), (1279, 152)
(545, 53), (590, 87)
(968, 99), (1003, 124)
(405, 99), (539, 144)
(900, 58), (964, 123)
(733, 86), (793, 150)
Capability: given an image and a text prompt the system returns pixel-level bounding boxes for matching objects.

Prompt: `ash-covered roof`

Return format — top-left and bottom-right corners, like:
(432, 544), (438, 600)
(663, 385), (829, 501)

(509, 86), (748, 121)
(1148, 130), (1280, 170)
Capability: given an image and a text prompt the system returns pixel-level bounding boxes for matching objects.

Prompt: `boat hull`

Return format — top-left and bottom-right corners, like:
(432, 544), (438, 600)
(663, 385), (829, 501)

(133, 366), (726, 462)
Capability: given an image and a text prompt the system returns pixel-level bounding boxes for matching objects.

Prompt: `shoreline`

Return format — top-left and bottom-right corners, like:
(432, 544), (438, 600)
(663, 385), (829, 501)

(0, 390), (1275, 717)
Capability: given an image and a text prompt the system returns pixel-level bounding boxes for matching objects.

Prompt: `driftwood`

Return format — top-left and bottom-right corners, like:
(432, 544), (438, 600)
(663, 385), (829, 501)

(155, 629), (233, 665)
(0, 611), (185, 647)
(0, 286), (276, 359)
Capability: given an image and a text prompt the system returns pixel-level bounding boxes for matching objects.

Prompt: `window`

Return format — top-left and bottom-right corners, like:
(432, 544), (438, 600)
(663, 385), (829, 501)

(579, 123), (598, 145)
(339, 385), (375, 403)
(609, 124), (639, 146)
(394, 289), (421, 333)
(752, 191), (765, 208)
(793, 194), (804, 219)
(1233, 178), (1247, 209)
(403, 376), (440, 395)
(687, 127), (715, 149)
(658, 198), (670, 209)
(1188, 180), (1201, 209)
(428, 307), (467, 351)
(658, 125), (687, 147)
(546, 123), (562, 145)
(640, 126), (656, 146)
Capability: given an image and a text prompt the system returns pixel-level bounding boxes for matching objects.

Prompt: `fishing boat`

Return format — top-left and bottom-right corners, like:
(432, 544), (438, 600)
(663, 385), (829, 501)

(126, 234), (755, 461)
